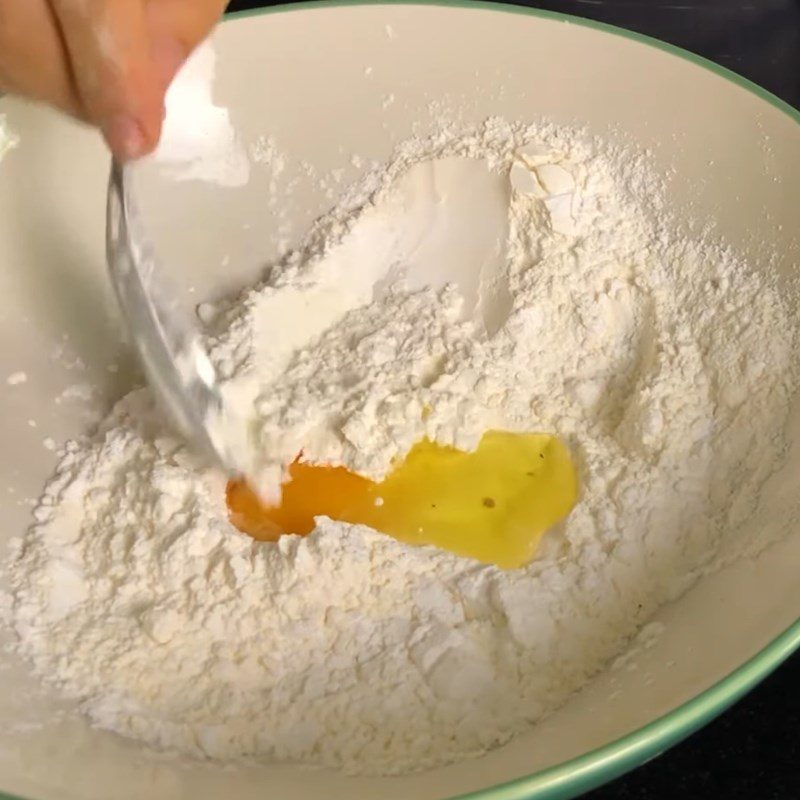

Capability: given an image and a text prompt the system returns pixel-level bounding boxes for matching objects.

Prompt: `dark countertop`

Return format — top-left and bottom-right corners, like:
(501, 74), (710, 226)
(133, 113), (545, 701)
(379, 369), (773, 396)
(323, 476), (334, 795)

(227, 1), (800, 797)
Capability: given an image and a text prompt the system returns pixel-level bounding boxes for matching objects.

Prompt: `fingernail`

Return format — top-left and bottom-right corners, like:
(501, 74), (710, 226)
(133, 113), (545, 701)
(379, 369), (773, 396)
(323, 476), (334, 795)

(105, 115), (147, 160)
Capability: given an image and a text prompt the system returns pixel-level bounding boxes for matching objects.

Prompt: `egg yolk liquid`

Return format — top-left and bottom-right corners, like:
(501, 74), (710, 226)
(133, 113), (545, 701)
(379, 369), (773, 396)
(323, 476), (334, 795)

(227, 431), (578, 569)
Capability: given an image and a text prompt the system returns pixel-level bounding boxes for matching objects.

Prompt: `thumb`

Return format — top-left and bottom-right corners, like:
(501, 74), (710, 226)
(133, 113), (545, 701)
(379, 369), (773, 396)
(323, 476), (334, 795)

(146, 0), (229, 91)
(50, 0), (164, 160)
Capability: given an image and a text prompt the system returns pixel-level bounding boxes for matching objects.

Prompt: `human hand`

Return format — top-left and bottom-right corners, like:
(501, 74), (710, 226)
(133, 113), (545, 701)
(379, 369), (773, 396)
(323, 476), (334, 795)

(0, 0), (228, 160)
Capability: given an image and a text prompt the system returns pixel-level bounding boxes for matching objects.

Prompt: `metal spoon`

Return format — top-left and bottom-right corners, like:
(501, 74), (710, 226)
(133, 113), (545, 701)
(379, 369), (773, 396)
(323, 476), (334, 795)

(106, 160), (248, 477)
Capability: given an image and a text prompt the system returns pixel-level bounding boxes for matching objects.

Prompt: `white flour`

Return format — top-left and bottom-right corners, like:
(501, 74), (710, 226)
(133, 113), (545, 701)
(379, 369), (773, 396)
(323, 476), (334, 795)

(5, 120), (798, 775)
(152, 43), (249, 187)
(0, 115), (18, 163)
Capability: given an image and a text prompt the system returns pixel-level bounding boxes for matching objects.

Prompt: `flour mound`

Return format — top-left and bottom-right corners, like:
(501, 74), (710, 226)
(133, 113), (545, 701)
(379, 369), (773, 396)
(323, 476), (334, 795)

(7, 120), (798, 775)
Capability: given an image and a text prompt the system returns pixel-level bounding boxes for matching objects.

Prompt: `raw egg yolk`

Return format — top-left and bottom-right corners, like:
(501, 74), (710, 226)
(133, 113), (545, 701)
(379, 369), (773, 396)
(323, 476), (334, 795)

(226, 431), (578, 569)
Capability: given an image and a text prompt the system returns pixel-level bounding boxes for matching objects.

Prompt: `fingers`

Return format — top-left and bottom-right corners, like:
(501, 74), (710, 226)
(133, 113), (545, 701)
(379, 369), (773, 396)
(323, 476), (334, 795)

(50, 0), (164, 159)
(0, 0), (81, 116)
(0, 0), (228, 160)
(145, 0), (229, 89)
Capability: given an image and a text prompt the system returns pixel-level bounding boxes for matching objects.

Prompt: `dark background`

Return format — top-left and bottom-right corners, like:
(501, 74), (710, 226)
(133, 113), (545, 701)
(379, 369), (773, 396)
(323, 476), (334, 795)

(226, 1), (800, 797)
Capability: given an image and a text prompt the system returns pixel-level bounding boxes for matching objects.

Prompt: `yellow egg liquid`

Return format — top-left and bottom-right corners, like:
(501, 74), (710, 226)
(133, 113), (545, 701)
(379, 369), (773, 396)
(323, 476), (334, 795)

(227, 431), (578, 569)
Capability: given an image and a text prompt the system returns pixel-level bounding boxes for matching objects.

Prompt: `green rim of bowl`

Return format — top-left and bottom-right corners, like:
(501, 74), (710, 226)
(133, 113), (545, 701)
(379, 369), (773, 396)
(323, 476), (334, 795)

(1, 4), (798, 800)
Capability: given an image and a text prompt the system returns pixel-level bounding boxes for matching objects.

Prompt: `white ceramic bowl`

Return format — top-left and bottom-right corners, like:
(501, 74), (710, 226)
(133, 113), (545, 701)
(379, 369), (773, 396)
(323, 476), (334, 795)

(0, 3), (798, 799)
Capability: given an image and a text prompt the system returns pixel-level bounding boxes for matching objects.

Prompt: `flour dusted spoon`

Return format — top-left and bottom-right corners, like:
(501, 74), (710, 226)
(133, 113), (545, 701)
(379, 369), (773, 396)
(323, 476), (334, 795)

(106, 160), (249, 477)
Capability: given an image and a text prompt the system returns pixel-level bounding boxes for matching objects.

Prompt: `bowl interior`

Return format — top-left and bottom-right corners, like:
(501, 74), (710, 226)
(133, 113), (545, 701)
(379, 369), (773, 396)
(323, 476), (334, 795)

(0, 4), (798, 799)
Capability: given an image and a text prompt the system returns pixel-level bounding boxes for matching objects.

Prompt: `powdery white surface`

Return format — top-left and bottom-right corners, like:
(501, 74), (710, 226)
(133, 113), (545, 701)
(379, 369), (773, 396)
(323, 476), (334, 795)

(6, 120), (799, 776)
(0, 115), (18, 163)
(151, 42), (249, 187)
(5, 372), (27, 386)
